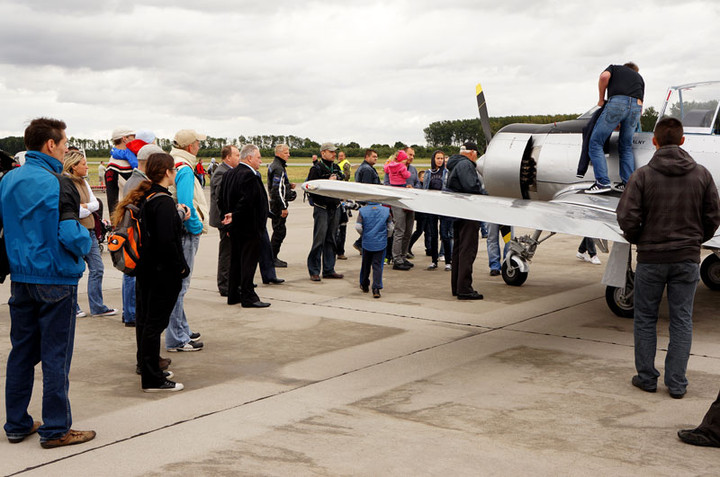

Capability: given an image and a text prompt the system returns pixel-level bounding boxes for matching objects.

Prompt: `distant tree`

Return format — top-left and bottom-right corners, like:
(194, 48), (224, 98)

(393, 141), (406, 149)
(640, 106), (659, 132)
(346, 141), (360, 149)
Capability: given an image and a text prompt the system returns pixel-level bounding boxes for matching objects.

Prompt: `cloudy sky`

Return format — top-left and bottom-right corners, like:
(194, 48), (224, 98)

(1, 0), (719, 146)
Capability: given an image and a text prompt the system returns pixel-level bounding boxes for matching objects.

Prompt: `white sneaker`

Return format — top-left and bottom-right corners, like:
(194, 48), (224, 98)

(445, 264), (452, 271)
(427, 263), (438, 270)
(576, 251), (590, 262)
(76, 310), (87, 318)
(590, 255), (601, 265)
(438, 255), (445, 262)
(167, 341), (204, 352)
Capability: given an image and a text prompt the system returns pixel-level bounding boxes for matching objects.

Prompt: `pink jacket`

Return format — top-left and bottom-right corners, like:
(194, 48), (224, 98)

(383, 160), (410, 186)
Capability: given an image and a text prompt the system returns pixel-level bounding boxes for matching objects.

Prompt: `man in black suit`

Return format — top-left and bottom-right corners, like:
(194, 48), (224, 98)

(220, 144), (271, 308)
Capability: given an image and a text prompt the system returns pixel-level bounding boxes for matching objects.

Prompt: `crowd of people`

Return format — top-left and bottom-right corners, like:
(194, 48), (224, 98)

(0, 108), (719, 451)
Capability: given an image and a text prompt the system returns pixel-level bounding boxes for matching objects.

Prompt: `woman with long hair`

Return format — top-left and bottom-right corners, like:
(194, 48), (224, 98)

(63, 151), (117, 318)
(113, 152), (189, 392)
(423, 150), (453, 271)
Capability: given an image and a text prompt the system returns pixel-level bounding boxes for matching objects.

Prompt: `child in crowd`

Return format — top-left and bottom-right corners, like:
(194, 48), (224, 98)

(356, 202), (394, 298)
(383, 150), (410, 186)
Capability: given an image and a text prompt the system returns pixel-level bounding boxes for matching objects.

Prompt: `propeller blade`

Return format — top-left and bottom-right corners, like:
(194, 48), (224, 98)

(476, 83), (492, 146)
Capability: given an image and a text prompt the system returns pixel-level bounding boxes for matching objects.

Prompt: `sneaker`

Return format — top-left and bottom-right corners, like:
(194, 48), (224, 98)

(8, 421), (41, 444)
(427, 263), (438, 270)
(372, 288), (381, 298)
(93, 308), (118, 317)
(611, 182), (626, 193)
(438, 255), (445, 262)
(585, 182), (612, 194)
(167, 341), (204, 352)
(392, 262), (412, 271)
(576, 251), (590, 262)
(590, 255), (601, 265)
(41, 429), (96, 449)
(631, 375), (656, 393)
(337, 254), (347, 260)
(407, 252), (415, 259)
(403, 260), (415, 268)
(189, 332), (201, 342)
(142, 379), (184, 393)
(76, 310), (87, 318)
(445, 264), (452, 271)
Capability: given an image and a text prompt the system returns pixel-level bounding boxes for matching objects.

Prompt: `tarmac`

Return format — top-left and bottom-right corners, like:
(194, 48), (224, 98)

(1, 189), (720, 476)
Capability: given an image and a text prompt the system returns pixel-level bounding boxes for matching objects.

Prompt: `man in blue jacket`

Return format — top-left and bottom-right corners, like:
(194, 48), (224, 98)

(0, 118), (96, 448)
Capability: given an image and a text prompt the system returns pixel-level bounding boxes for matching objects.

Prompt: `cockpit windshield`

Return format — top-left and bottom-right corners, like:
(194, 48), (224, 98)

(659, 81), (720, 135)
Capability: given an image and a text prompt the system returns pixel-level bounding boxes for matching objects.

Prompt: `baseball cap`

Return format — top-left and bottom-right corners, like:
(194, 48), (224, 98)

(111, 127), (135, 141)
(320, 142), (337, 152)
(174, 129), (207, 148)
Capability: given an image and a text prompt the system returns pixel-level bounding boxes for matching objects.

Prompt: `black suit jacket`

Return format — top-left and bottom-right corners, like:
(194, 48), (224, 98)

(220, 163), (269, 239)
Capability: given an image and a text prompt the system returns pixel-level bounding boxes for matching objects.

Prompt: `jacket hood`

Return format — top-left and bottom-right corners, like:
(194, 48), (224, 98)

(446, 154), (468, 172)
(648, 145), (696, 177)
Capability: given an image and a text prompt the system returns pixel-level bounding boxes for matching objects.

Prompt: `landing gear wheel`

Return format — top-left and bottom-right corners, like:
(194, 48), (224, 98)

(700, 254), (720, 291)
(605, 285), (634, 318)
(502, 260), (528, 287)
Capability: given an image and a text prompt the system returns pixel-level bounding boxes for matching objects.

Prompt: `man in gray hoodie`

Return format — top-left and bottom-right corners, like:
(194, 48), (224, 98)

(617, 117), (720, 400)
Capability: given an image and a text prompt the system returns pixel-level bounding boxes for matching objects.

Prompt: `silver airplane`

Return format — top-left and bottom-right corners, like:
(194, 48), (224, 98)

(302, 81), (720, 317)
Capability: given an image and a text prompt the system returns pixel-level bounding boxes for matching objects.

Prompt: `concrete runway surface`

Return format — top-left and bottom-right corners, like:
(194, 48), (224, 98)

(1, 190), (719, 476)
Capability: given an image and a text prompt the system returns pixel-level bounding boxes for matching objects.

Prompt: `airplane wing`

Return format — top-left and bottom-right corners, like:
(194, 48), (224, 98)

(302, 180), (628, 243)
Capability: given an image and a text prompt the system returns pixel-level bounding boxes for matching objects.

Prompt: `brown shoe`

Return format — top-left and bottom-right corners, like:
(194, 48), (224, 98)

(8, 421), (41, 443)
(322, 272), (344, 279)
(310, 275), (321, 282)
(159, 357), (171, 370)
(41, 429), (96, 449)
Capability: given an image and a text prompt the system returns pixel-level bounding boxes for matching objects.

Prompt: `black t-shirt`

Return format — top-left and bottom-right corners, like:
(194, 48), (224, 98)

(605, 65), (645, 101)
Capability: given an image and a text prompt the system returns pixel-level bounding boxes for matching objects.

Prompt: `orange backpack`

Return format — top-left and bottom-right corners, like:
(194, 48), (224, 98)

(107, 192), (168, 275)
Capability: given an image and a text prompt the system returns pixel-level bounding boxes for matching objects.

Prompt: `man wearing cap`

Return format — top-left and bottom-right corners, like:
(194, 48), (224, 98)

(166, 130), (209, 352)
(106, 127), (136, 215)
(445, 142), (484, 300)
(306, 142), (345, 281)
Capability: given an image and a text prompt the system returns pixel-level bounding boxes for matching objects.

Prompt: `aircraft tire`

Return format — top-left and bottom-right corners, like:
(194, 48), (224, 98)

(605, 286), (634, 318)
(501, 261), (528, 286)
(700, 253), (720, 291)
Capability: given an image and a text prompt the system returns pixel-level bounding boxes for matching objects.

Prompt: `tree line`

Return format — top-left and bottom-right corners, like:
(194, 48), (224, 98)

(0, 108), (661, 159)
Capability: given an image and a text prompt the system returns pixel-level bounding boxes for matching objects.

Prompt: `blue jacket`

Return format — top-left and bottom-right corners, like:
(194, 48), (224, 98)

(0, 151), (91, 284)
(111, 147), (139, 169)
(357, 203), (392, 252)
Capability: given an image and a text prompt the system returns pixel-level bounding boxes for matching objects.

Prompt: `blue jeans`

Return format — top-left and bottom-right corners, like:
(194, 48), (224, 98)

(165, 233), (199, 348)
(78, 237), (109, 315)
(439, 217), (454, 261)
(5, 282), (77, 441)
(634, 262), (699, 394)
(360, 248), (385, 290)
(487, 223), (511, 271)
(589, 95), (642, 185)
(122, 274), (136, 323)
(307, 206), (338, 276)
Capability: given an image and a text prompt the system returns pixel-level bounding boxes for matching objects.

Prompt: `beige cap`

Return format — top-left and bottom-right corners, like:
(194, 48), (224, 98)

(111, 127), (135, 141)
(320, 142), (337, 152)
(174, 129), (207, 148)
(137, 144), (164, 162)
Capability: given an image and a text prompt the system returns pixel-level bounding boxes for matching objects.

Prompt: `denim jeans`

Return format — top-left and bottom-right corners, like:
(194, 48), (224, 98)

(634, 262), (699, 394)
(122, 274), (136, 323)
(5, 282), (77, 441)
(165, 233), (199, 348)
(487, 223), (511, 271)
(79, 237), (109, 315)
(307, 206), (338, 276)
(589, 95), (642, 185)
(360, 248), (385, 290)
